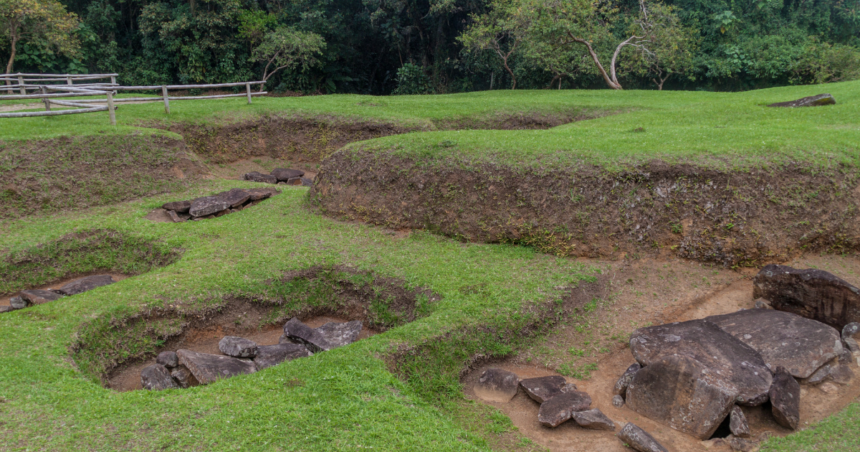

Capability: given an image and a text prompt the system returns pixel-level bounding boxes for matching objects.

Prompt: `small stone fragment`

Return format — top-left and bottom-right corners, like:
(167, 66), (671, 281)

(572, 408), (615, 431)
(271, 168), (304, 181)
(301, 177), (314, 187)
(729, 436), (755, 452)
(519, 375), (575, 404)
(167, 210), (184, 223)
(843, 322), (860, 353)
(754, 298), (772, 309)
(769, 366), (800, 430)
(218, 336), (258, 358)
(729, 406), (751, 438)
(612, 395), (625, 407)
(162, 200), (191, 213)
(9, 296), (28, 310)
(818, 382), (839, 394)
(56, 275), (114, 296)
(176, 349), (257, 385)
(286, 177), (303, 186)
(170, 365), (198, 388)
(141, 364), (179, 391)
(253, 343), (312, 370)
(617, 423), (668, 452)
(316, 321), (362, 349)
(243, 171), (278, 184)
(537, 391), (592, 428)
(283, 317), (333, 353)
(475, 368), (519, 403)
(156, 351), (178, 368)
(613, 363), (641, 397)
(20, 289), (64, 305)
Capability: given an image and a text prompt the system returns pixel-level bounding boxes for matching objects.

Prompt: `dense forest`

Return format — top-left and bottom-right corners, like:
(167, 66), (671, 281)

(2, 0), (859, 93)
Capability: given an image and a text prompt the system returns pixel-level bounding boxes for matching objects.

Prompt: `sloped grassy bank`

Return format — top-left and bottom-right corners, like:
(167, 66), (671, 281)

(310, 150), (860, 267)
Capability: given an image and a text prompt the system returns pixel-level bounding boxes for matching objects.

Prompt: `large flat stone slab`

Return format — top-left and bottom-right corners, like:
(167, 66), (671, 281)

(770, 366), (800, 430)
(56, 275), (115, 296)
(630, 319), (773, 405)
(706, 309), (843, 379)
(316, 321), (362, 349)
(768, 94), (835, 108)
(253, 343), (312, 370)
(537, 391), (592, 428)
(753, 264), (860, 330)
(189, 195), (230, 217)
(141, 364), (179, 391)
(20, 289), (64, 305)
(520, 375), (575, 404)
(283, 318), (333, 353)
(218, 336), (258, 358)
(626, 354), (736, 440)
(176, 349), (257, 384)
(474, 368), (519, 403)
(218, 188), (251, 208)
(271, 168), (304, 181)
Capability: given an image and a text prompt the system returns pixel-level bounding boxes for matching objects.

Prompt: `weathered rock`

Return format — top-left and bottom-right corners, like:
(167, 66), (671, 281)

(769, 366), (800, 430)
(218, 336), (258, 358)
(9, 296), (29, 309)
(520, 375), (575, 404)
(626, 354), (736, 440)
(706, 309), (843, 379)
(829, 359), (854, 385)
(630, 319), (773, 405)
(474, 368), (519, 403)
(176, 349), (257, 385)
(218, 188), (251, 208)
(20, 289), (64, 305)
(243, 171), (278, 184)
(617, 423), (668, 452)
(56, 275), (114, 296)
(316, 321), (362, 349)
(271, 168), (304, 181)
(162, 200), (191, 213)
(768, 94), (836, 108)
(804, 359), (836, 385)
(728, 436), (755, 452)
(537, 391), (592, 428)
(843, 322), (860, 353)
(283, 318), (333, 353)
(245, 187), (279, 201)
(141, 364), (179, 391)
(730, 406), (751, 438)
(614, 363), (641, 397)
(253, 343), (312, 370)
(170, 365), (198, 388)
(754, 298), (772, 309)
(189, 195), (230, 217)
(753, 264), (860, 330)
(301, 177), (314, 187)
(572, 408), (616, 431)
(286, 177), (303, 186)
(612, 395), (625, 408)
(156, 351), (178, 368)
(0, 305), (15, 313)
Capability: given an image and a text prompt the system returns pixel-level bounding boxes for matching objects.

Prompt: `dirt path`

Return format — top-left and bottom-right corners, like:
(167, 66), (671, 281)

(464, 253), (860, 452)
(0, 102), (44, 112)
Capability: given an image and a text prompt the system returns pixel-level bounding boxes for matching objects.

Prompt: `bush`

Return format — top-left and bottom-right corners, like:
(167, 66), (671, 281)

(393, 63), (434, 95)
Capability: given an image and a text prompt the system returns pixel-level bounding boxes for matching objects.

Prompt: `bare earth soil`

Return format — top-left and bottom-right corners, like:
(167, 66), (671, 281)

(463, 253), (860, 452)
(0, 273), (129, 307)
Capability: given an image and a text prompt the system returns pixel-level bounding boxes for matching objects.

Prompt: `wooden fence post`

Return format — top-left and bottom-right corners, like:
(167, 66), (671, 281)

(66, 76), (72, 85)
(246, 82), (253, 104)
(162, 85), (170, 114)
(40, 86), (50, 111)
(110, 75), (116, 85)
(17, 75), (25, 95)
(106, 91), (116, 126)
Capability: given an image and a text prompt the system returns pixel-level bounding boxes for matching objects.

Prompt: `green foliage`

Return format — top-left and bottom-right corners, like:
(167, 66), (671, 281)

(0, 0), (80, 73)
(393, 62), (434, 94)
(251, 26), (326, 89)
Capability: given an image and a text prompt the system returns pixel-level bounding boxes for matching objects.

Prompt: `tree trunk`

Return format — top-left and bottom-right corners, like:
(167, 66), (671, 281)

(502, 56), (516, 90)
(5, 35), (18, 94)
(569, 34), (622, 90)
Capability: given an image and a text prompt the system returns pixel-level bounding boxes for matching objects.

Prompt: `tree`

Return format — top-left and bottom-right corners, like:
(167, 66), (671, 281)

(624, 2), (697, 89)
(0, 0), (79, 84)
(459, 0), (529, 89)
(252, 26), (326, 92)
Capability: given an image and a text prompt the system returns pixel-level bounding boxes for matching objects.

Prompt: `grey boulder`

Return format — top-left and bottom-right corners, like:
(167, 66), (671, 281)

(572, 408), (615, 431)
(162, 200), (191, 213)
(9, 296), (29, 309)
(20, 289), (64, 305)
(57, 275), (114, 296)
(630, 319), (773, 406)
(768, 94), (835, 108)
(218, 188), (251, 208)
(474, 368), (519, 403)
(520, 375), (575, 404)
(176, 349), (257, 385)
(253, 343), (312, 370)
(537, 391), (592, 428)
(729, 405), (751, 438)
(0, 305), (15, 313)
(156, 351), (178, 368)
(283, 318), (333, 353)
(706, 309), (843, 379)
(316, 321), (362, 349)
(243, 171), (278, 184)
(245, 187), (279, 201)
(617, 423), (668, 452)
(141, 364), (179, 391)
(271, 168), (304, 181)
(170, 365), (199, 389)
(218, 336), (258, 358)
(769, 366), (800, 430)
(613, 363), (641, 397)
(612, 395), (625, 407)
(189, 195), (230, 217)
(843, 322), (860, 353)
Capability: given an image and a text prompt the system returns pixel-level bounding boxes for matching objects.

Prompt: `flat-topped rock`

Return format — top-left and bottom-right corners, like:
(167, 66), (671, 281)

(537, 390), (592, 428)
(283, 318), (333, 353)
(474, 368), (519, 403)
(617, 423), (668, 452)
(176, 349), (257, 384)
(218, 188), (251, 208)
(626, 354), (736, 440)
(768, 94), (835, 108)
(243, 171), (278, 184)
(56, 275), (114, 296)
(316, 321), (362, 349)
(253, 343), (312, 370)
(156, 351), (178, 368)
(630, 319), (773, 405)
(162, 200), (191, 213)
(20, 289), (64, 305)
(170, 365), (198, 388)
(730, 405), (751, 438)
(9, 297), (27, 309)
(189, 195), (230, 217)
(218, 336), (258, 358)
(614, 363), (641, 397)
(770, 366), (800, 430)
(271, 168), (304, 181)
(572, 408), (615, 431)
(753, 264), (860, 330)
(520, 375), (575, 404)
(245, 187), (279, 201)
(0, 306), (15, 313)
(141, 364), (179, 391)
(706, 309), (843, 379)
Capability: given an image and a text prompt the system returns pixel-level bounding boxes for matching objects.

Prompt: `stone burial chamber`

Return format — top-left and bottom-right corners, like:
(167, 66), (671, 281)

(2, 275), (116, 314)
(155, 187), (280, 222)
(613, 264), (859, 446)
(140, 317), (363, 390)
(243, 167), (313, 186)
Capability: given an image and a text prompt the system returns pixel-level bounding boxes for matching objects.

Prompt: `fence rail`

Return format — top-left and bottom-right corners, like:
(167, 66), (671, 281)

(0, 73), (266, 125)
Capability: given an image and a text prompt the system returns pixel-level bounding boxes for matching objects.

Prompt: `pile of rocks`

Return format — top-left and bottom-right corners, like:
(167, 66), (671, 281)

(612, 264), (860, 448)
(160, 187), (279, 222)
(140, 317), (363, 390)
(475, 368), (668, 451)
(1, 275), (115, 314)
(243, 168), (312, 186)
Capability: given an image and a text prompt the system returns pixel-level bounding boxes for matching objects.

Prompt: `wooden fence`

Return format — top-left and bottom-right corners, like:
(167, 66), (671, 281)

(0, 73), (266, 125)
